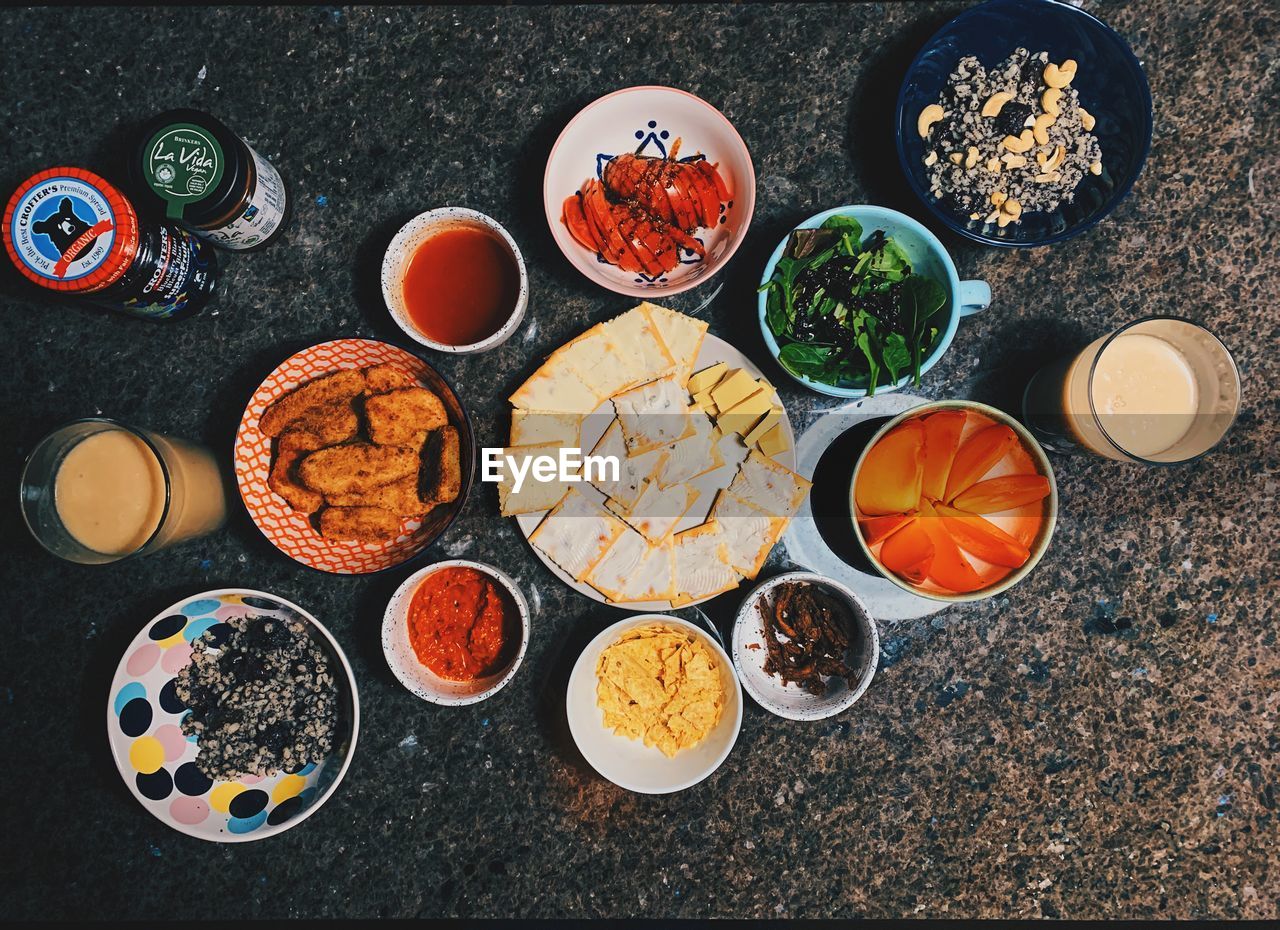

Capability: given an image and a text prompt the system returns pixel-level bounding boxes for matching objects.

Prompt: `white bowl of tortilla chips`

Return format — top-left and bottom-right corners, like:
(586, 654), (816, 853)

(566, 614), (742, 794)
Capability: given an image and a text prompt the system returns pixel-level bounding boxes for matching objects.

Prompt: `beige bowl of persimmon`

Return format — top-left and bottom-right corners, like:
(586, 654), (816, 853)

(850, 400), (1057, 602)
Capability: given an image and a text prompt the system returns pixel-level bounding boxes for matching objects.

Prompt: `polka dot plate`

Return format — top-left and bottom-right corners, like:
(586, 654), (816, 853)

(107, 589), (360, 842)
(234, 338), (475, 574)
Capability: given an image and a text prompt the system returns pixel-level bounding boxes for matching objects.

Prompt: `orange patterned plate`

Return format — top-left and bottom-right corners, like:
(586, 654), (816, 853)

(234, 338), (474, 574)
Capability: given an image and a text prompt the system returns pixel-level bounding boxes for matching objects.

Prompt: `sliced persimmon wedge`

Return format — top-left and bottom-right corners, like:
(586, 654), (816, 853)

(859, 512), (916, 547)
(855, 419), (925, 516)
(943, 423), (1017, 503)
(920, 410), (966, 502)
(935, 503), (1030, 569)
(917, 499), (986, 593)
(952, 475), (1051, 514)
(879, 517), (934, 585)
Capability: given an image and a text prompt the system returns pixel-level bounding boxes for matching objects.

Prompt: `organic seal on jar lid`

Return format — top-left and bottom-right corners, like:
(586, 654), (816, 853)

(132, 108), (290, 252)
(3, 166), (140, 293)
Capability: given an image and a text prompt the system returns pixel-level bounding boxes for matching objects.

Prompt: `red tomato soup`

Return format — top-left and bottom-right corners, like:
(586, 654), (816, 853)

(407, 566), (516, 681)
(402, 226), (519, 346)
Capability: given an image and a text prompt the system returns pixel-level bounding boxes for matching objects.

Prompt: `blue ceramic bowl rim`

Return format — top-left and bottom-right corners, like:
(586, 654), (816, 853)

(893, 0), (1153, 248)
(756, 204), (962, 399)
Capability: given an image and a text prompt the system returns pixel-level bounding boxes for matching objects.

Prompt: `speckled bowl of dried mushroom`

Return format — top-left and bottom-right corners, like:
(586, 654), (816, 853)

(732, 572), (879, 721)
(895, 0), (1151, 246)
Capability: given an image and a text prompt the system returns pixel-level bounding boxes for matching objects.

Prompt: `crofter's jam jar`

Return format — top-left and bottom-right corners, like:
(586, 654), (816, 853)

(3, 167), (217, 321)
(132, 108), (290, 251)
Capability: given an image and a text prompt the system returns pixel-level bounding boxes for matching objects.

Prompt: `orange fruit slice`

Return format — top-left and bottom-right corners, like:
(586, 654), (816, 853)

(920, 410), (966, 501)
(952, 475), (1051, 514)
(917, 499), (985, 593)
(855, 419), (925, 516)
(859, 512), (916, 546)
(935, 503), (1030, 568)
(943, 424), (1017, 503)
(878, 517), (934, 585)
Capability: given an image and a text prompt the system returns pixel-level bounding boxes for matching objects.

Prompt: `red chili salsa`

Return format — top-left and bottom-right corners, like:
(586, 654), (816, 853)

(407, 566), (516, 681)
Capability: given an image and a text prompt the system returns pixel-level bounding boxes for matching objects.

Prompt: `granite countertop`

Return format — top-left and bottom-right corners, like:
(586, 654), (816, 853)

(1, 2), (1276, 920)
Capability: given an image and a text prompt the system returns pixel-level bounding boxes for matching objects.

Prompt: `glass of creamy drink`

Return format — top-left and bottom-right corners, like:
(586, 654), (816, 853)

(20, 419), (228, 564)
(1022, 317), (1240, 464)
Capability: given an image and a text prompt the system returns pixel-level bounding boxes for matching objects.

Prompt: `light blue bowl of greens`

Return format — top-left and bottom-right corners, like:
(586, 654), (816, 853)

(757, 205), (990, 398)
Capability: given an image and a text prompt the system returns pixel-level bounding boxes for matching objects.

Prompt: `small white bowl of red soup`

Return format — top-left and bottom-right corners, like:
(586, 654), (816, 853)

(382, 559), (530, 705)
(382, 207), (528, 353)
(851, 401), (1057, 602)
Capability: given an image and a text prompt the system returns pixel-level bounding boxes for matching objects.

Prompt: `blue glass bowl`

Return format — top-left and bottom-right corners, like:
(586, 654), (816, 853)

(895, 0), (1152, 247)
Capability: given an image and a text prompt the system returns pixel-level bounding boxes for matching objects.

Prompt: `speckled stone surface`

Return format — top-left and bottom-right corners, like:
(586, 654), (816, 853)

(1, 2), (1276, 920)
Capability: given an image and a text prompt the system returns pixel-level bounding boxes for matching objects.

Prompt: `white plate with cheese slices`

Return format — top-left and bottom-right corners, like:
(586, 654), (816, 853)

(501, 303), (809, 610)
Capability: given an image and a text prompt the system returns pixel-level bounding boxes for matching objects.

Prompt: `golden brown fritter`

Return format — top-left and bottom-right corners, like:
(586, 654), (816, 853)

(324, 475), (435, 517)
(260, 368), (366, 438)
(268, 445), (324, 513)
(319, 506), (401, 542)
(422, 425), (462, 504)
(365, 387), (448, 446)
(364, 363), (416, 395)
(297, 443), (419, 496)
(277, 402), (360, 451)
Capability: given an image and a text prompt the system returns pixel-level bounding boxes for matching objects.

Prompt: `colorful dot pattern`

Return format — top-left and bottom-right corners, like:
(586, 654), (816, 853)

(233, 338), (469, 574)
(108, 590), (354, 842)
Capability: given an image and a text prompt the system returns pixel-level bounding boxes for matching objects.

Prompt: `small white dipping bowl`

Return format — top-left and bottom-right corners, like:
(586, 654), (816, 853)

(732, 572), (880, 721)
(566, 614), (743, 794)
(382, 560), (530, 706)
(381, 207), (528, 354)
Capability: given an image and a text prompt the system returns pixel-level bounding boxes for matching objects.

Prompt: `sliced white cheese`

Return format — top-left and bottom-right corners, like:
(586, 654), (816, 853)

(496, 443), (574, 516)
(671, 519), (740, 604)
(725, 449), (812, 519)
(552, 323), (653, 398)
(602, 304), (677, 381)
(509, 364), (600, 414)
(528, 487), (627, 581)
(587, 419), (666, 512)
(639, 302), (708, 387)
(612, 375), (695, 455)
(711, 490), (785, 579)
(585, 530), (675, 603)
(510, 409), (583, 448)
(606, 480), (699, 544)
(656, 408), (722, 488)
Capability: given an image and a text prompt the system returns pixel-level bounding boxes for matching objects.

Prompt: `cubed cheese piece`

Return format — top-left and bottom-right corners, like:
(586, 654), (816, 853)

(717, 389), (773, 436)
(640, 303), (708, 387)
(709, 368), (761, 413)
(528, 488), (627, 581)
(687, 361), (728, 396)
(757, 423), (790, 458)
(743, 407), (783, 447)
(612, 376), (695, 455)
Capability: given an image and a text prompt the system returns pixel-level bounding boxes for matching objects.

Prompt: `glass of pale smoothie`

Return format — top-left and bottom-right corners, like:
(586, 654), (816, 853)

(1022, 317), (1240, 464)
(20, 418), (227, 564)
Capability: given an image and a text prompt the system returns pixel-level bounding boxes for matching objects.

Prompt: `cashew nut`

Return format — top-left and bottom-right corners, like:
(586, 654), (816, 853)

(1003, 198), (1022, 218)
(1001, 153), (1028, 168)
(949, 151), (964, 165)
(986, 157), (1002, 173)
(918, 104), (946, 138)
(1002, 130), (1034, 154)
(1033, 112), (1056, 146)
(1043, 59), (1077, 88)
(1042, 87), (1063, 117)
(1079, 107), (1096, 131)
(964, 145), (981, 169)
(997, 212), (1015, 228)
(981, 91), (1015, 118)
(1033, 171), (1063, 183)
(969, 212), (982, 220)
(1089, 161), (1103, 176)
(991, 191), (1008, 207)
(924, 151), (938, 166)
(984, 209), (1002, 225)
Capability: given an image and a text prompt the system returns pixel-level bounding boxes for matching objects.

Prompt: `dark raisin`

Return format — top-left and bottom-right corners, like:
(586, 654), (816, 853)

(993, 102), (1033, 137)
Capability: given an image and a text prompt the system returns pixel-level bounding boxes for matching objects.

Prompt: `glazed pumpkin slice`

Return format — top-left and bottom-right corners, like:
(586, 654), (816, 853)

(943, 424), (1017, 503)
(854, 419), (925, 516)
(562, 193), (603, 254)
(683, 162), (722, 227)
(694, 158), (732, 201)
(579, 182), (633, 270)
(859, 511), (917, 547)
(665, 168), (703, 229)
(611, 207), (668, 276)
(917, 499), (986, 593)
(920, 410), (967, 502)
(878, 516), (934, 585)
(952, 475), (1051, 514)
(935, 503), (1030, 569)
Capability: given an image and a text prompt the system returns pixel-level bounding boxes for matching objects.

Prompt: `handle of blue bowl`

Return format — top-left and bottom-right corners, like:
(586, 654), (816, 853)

(957, 280), (991, 317)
